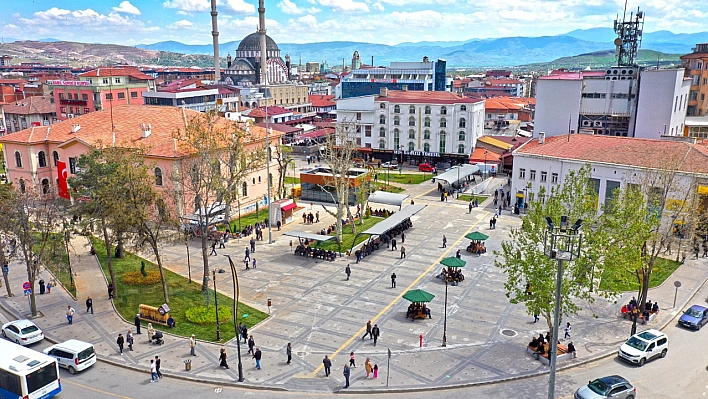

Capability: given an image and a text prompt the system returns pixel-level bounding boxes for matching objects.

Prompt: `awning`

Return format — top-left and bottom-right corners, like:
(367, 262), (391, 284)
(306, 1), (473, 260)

(434, 164), (480, 184)
(281, 202), (297, 212)
(283, 231), (335, 242)
(367, 191), (410, 207)
(360, 204), (426, 236)
(515, 193), (524, 198)
(297, 128), (333, 139)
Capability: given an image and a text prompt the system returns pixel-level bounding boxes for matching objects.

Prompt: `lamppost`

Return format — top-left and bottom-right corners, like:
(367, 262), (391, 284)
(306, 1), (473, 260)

(456, 160), (461, 198)
(223, 255), (245, 382)
(185, 233), (191, 283)
(211, 269), (221, 341)
(484, 150), (488, 179)
(544, 215), (583, 399)
(442, 278), (448, 347)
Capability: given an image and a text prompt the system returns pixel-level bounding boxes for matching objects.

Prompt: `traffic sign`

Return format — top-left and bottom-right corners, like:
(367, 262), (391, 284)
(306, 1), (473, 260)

(24, 289), (32, 296)
(22, 281), (31, 290)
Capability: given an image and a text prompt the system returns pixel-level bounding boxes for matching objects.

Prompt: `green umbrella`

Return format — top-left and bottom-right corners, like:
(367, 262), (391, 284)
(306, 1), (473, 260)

(402, 289), (435, 303)
(465, 231), (489, 241)
(440, 257), (467, 268)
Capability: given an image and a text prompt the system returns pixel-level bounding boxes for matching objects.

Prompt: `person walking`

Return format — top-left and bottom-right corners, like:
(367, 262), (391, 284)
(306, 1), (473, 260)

(534, 313), (539, 323)
(469, 201), (474, 213)
(564, 322), (572, 339)
(126, 330), (134, 351)
(147, 323), (155, 343)
(116, 334), (124, 355)
(323, 355), (332, 377)
(442, 235), (447, 248)
(365, 357), (373, 378)
(250, 238), (256, 253)
(362, 320), (373, 340)
(218, 235), (225, 249)
(107, 283), (114, 299)
(150, 359), (158, 382)
(456, 249), (461, 259)
(46, 280), (53, 294)
(391, 272), (397, 288)
(400, 245), (406, 259)
(286, 342), (292, 365)
(391, 238), (397, 251)
(155, 356), (162, 378)
(349, 351), (356, 368)
(241, 325), (248, 344)
(343, 364), (351, 388)
(86, 296), (93, 314)
(66, 306), (75, 325)
(248, 335), (256, 355)
(189, 334), (197, 356)
(134, 314), (142, 334)
(401, 231), (405, 244)
(276, 220), (282, 231)
(219, 348), (229, 369)
(316, 211), (320, 223)
(372, 324), (380, 346)
(373, 364), (379, 379)
(244, 247), (250, 263)
(252, 258), (257, 269)
(253, 347), (262, 370)
(210, 240), (217, 256)
(345, 264), (351, 281)
(39, 278), (46, 295)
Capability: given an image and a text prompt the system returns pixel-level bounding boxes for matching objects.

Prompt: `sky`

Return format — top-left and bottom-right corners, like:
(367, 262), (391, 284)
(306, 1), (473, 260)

(1, 0), (707, 46)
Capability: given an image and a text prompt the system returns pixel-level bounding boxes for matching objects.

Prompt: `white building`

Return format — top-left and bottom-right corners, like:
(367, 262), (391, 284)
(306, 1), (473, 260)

(143, 88), (219, 112)
(534, 67), (690, 139)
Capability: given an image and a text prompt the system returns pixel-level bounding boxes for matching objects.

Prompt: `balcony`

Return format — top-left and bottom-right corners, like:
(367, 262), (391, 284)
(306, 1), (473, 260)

(59, 99), (87, 106)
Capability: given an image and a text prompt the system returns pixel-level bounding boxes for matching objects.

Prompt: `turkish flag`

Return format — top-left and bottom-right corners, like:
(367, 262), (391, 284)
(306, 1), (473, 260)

(57, 161), (70, 199)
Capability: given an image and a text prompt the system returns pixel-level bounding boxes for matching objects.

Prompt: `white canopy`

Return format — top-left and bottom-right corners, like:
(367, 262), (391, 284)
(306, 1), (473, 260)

(367, 191), (410, 208)
(435, 164), (479, 184)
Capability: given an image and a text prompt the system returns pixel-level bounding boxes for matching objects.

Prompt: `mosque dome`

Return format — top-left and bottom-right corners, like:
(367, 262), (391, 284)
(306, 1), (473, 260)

(237, 33), (280, 53)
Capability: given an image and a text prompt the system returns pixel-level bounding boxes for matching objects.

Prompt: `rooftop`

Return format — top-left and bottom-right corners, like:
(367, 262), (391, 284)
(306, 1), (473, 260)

(78, 66), (155, 81)
(3, 96), (55, 115)
(376, 90), (484, 104)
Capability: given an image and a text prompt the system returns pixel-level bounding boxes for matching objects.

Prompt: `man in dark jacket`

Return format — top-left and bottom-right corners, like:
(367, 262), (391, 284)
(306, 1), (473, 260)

(372, 324), (381, 346)
(253, 347), (262, 370)
(343, 364), (350, 388)
(286, 342), (292, 364)
(248, 335), (255, 355)
(116, 334), (124, 355)
(362, 320), (372, 339)
(323, 355), (332, 376)
(134, 314), (141, 334)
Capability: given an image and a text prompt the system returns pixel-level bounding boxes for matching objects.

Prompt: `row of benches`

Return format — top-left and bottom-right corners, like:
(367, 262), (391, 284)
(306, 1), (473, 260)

(526, 342), (571, 365)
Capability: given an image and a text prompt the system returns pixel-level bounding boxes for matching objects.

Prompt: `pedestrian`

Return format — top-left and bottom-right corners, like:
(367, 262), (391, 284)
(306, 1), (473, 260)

(400, 245), (406, 259)
(252, 258), (257, 269)
(372, 324), (380, 346)
(127, 330), (134, 351)
(498, 205), (502, 216)
(107, 282), (114, 299)
(155, 356), (162, 378)
(150, 359), (158, 382)
(245, 247), (250, 262)
(362, 320), (373, 340)
(134, 314), (142, 334)
(286, 342), (292, 364)
(303, 213), (307, 224)
(189, 334), (197, 356)
(442, 235), (447, 248)
(316, 211), (320, 223)
(248, 335), (255, 355)
(564, 322), (572, 339)
(568, 342), (577, 358)
(276, 220), (281, 231)
(219, 347), (229, 369)
(391, 272), (397, 288)
(401, 231), (405, 243)
(116, 334), (124, 355)
(475, 198), (479, 207)
(323, 355), (332, 377)
(343, 364), (351, 388)
(219, 236), (225, 249)
(66, 306), (75, 325)
(345, 264), (351, 281)
(373, 364), (379, 379)
(86, 296), (93, 314)
(391, 238), (397, 251)
(489, 218), (493, 229)
(534, 313), (539, 323)
(250, 238), (256, 253)
(210, 240), (218, 256)
(253, 347), (262, 370)
(349, 351), (356, 368)
(39, 278), (45, 295)
(147, 323), (155, 343)
(242, 324), (248, 343)
(456, 249), (461, 259)
(365, 357), (373, 378)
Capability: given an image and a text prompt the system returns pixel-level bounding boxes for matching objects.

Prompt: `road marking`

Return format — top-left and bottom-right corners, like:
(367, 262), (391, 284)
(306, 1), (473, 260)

(214, 387), (223, 393)
(63, 379), (137, 399)
(311, 212), (490, 376)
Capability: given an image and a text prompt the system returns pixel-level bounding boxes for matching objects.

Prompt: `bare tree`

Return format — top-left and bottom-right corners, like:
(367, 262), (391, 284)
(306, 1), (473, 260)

(273, 142), (293, 199)
(0, 184), (17, 297)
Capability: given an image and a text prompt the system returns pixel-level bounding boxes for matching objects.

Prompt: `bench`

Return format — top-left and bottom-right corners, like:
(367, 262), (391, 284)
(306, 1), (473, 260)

(138, 304), (170, 326)
(527, 343), (570, 365)
(406, 309), (432, 320)
(621, 309), (658, 323)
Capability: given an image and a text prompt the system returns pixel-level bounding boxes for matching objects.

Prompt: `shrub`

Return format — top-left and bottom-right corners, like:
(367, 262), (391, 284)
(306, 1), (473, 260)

(121, 270), (161, 285)
(185, 306), (232, 325)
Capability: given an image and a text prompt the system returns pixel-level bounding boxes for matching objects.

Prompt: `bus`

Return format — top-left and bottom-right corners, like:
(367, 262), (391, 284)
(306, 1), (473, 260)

(0, 339), (61, 399)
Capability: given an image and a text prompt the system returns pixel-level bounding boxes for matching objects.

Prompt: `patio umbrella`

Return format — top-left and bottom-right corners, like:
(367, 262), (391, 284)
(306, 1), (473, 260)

(440, 257), (467, 268)
(402, 289), (435, 303)
(465, 231), (489, 241)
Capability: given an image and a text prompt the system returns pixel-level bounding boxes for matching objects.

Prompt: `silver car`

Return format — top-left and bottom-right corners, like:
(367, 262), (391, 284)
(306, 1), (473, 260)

(2, 319), (44, 345)
(575, 375), (636, 399)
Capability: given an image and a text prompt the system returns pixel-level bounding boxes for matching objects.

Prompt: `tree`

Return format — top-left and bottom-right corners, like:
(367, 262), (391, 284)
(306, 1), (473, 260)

(494, 166), (613, 332)
(273, 142), (293, 199)
(0, 183), (17, 297)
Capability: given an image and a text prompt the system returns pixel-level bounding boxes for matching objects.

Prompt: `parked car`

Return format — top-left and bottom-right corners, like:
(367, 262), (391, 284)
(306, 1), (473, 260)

(418, 163), (435, 172)
(380, 161), (399, 170)
(1, 319), (44, 345)
(574, 375), (636, 399)
(617, 328), (668, 366)
(44, 339), (97, 374)
(678, 304), (708, 330)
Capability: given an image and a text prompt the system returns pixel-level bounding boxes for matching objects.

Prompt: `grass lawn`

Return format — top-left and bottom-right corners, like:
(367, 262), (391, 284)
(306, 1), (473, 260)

(374, 172), (429, 185)
(312, 216), (384, 252)
(371, 182), (404, 193)
(284, 176), (300, 185)
(90, 238), (268, 342)
(598, 257), (682, 292)
(35, 233), (76, 297)
(217, 210), (271, 233)
(457, 194), (488, 204)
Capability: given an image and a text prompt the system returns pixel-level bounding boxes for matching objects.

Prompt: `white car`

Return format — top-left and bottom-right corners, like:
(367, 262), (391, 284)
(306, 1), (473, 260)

(2, 319), (44, 345)
(44, 339), (97, 374)
(617, 328), (668, 366)
(380, 161), (399, 170)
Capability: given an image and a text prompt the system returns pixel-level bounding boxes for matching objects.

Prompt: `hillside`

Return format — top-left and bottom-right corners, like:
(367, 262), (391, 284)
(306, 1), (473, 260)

(517, 49), (682, 71)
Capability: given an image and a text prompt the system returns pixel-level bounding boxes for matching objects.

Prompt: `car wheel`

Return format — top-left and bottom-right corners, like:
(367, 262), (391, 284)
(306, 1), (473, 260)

(68, 366), (77, 375)
(638, 357), (646, 366)
(15, 339), (21, 345)
(1, 330), (5, 338)
(661, 349), (667, 358)
(626, 396), (634, 399)
(698, 324), (701, 331)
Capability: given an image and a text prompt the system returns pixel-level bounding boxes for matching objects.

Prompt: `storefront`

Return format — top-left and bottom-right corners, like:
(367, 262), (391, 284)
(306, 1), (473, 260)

(271, 199), (297, 226)
(372, 149), (469, 168)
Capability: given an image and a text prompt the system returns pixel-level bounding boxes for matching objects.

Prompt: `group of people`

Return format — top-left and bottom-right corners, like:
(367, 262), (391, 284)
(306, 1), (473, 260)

(489, 215), (498, 229)
(294, 244), (336, 261)
(622, 297), (659, 324)
(406, 303), (432, 319)
(466, 241), (486, 255)
(354, 218), (413, 263)
(302, 211), (320, 225)
(528, 332), (577, 359)
(439, 267), (465, 283)
(368, 207), (395, 218)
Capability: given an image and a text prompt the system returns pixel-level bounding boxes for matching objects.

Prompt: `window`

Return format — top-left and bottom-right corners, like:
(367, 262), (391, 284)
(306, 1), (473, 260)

(551, 173), (558, 184)
(258, 176), (262, 183)
(379, 115), (386, 124)
(379, 103), (386, 109)
(84, 108), (90, 114)
(439, 132), (446, 153)
(59, 93), (64, 99)
(379, 127), (386, 137)
(365, 126), (372, 137)
(408, 129), (415, 139)
(530, 170), (536, 180)
(458, 131), (465, 141)
(424, 106), (431, 115)
(252, 177), (256, 185)
(242, 181), (248, 196)
(19, 179), (25, 193)
(458, 144), (465, 154)
(408, 142), (415, 151)
(540, 171), (547, 182)
(0, 366), (22, 395)
(379, 139), (386, 149)
(409, 117), (415, 126)
(424, 143), (431, 152)
(440, 118), (447, 128)
(519, 168), (526, 179)
(394, 116), (400, 126)
(53, 151), (59, 166)
(459, 118), (466, 128)
(487, 113), (492, 119)
(460, 105), (467, 111)
(409, 105), (415, 114)
(424, 130), (431, 140)
(41, 178), (50, 195)
(154, 167), (163, 186)
(38, 151), (47, 168)
(131, 91), (138, 98)
(106, 93), (114, 100)
(394, 105), (400, 113)
(393, 129), (400, 149)
(103, 78), (109, 84)
(68, 93), (73, 100)
(115, 78), (121, 84)
(69, 157), (76, 174)
(82, 93), (88, 100)
(117, 92), (125, 99)
(424, 117), (431, 127)
(356, 112), (361, 121)
(441, 106), (447, 115)
(14, 151), (22, 168)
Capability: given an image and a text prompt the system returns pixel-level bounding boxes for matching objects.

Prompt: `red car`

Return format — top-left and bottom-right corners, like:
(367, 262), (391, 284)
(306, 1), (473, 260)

(418, 163), (435, 172)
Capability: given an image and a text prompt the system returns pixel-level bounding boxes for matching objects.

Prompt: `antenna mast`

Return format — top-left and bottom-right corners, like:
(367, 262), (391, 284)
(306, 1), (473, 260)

(613, 3), (645, 67)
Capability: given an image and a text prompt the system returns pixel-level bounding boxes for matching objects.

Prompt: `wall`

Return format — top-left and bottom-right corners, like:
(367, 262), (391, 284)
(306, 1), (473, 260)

(634, 69), (690, 138)
(534, 79), (583, 137)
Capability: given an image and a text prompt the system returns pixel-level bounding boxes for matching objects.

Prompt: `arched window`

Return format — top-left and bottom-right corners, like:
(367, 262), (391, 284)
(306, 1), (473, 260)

(408, 129), (415, 139)
(458, 144), (465, 154)
(379, 127), (386, 137)
(258, 176), (262, 183)
(408, 117), (415, 126)
(424, 106), (431, 115)
(154, 167), (163, 186)
(441, 106), (447, 115)
(242, 181), (248, 196)
(460, 105), (467, 111)
(53, 151), (60, 166)
(424, 130), (431, 140)
(409, 105), (415, 114)
(252, 177), (256, 185)
(439, 131), (446, 153)
(408, 142), (415, 151)
(424, 117), (431, 127)
(15, 151), (22, 168)
(393, 129), (400, 149)
(41, 178), (50, 195)
(458, 131), (466, 141)
(424, 143), (431, 152)
(393, 116), (400, 126)
(379, 140), (386, 149)
(459, 118), (466, 128)
(379, 103), (386, 109)
(379, 115), (386, 124)
(19, 179), (26, 193)
(394, 105), (400, 113)
(440, 118), (447, 128)
(37, 151), (47, 168)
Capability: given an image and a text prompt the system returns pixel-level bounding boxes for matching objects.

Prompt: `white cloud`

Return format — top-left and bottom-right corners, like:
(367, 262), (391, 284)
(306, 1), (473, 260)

(224, 0), (256, 14)
(113, 1), (141, 15)
(163, 0), (254, 15)
(278, 0), (303, 14)
(168, 19), (195, 29)
(372, 2), (385, 11)
(317, 0), (369, 12)
(163, 0), (208, 12)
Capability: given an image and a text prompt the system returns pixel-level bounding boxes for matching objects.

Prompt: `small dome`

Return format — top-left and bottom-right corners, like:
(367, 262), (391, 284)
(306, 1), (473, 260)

(237, 32), (279, 52)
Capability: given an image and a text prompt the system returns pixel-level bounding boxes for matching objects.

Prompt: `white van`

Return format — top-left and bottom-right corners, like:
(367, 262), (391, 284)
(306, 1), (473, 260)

(43, 339), (96, 374)
(617, 328), (668, 366)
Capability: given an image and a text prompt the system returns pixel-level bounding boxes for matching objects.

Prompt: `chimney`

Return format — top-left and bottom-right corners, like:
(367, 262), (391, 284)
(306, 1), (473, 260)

(401, 85), (408, 91)
(71, 124), (81, 133)
(141, 123), (152, 138)
(538, 131), (545, 144)
(380, 87), (388, 97)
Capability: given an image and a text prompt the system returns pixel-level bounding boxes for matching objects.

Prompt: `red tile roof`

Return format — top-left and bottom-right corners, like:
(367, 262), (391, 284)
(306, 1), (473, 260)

(254, 122), (303, 134)
(247, 106), (293, 117)
(470, 147), (502, 163)
(516, 134), (708, 174)
(0, 79), (28, 85)
(486, 78), (523, 85)
(79, 66), (154, 81)
(377, 90), (484, 104)
(3, 96), (55, 115)
(309, 94), (336, 107)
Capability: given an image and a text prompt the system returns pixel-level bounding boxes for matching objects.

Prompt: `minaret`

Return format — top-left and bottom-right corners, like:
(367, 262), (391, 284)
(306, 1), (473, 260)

(210, 0), (220, 81)
(258, 0), (267, 85)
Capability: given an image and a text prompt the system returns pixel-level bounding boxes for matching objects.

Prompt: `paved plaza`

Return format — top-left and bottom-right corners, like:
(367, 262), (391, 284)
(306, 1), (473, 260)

(2, 175), (708, 394)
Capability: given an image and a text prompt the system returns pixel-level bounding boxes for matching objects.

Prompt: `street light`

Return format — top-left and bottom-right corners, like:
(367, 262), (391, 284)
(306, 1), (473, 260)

(185, 233), (191, 283)
(442, 278), (449, 347)
(543, 215), (583, 399)
(223, 255), (245, 382)
(211, 269), (221, 341)
(484, 150), (488, 179)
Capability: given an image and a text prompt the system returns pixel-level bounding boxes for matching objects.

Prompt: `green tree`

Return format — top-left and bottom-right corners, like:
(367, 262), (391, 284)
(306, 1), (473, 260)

(0, 183), (17, 297)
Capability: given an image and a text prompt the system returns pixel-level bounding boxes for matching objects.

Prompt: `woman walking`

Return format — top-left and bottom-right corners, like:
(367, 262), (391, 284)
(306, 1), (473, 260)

(349, 351), (356, 368)
(365, 357), (373, 378)
(219, 347), (230, 369)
